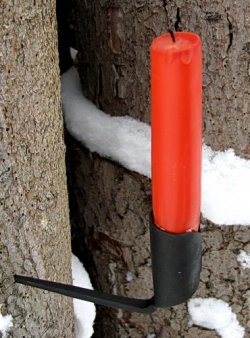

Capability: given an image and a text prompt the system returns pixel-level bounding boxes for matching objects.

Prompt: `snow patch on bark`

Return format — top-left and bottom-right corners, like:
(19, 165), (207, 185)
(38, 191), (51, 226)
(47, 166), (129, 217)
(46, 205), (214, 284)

(0, 307), (13, 338)
(188, 298), (245, 338)
(237, 250), (250, 269)
(72, 255), (96, 338)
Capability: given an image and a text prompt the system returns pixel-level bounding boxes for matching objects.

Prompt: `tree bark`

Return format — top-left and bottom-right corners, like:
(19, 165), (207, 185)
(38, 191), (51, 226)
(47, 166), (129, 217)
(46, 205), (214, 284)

(0, 1), (74, 337)
(67, 137), (249, 338)
(68, 0), (250, 337)
(72, 0), (250, 158)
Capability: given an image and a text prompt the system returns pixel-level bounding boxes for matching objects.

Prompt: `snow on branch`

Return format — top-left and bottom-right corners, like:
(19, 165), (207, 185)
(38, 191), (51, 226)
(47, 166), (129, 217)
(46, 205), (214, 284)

(61, 68), (150, 177)
(202, 145), (250, 225)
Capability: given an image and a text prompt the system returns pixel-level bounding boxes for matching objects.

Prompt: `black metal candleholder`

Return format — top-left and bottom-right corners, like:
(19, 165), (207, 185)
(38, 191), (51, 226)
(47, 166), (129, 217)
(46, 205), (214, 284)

(15, 215), (202, 314)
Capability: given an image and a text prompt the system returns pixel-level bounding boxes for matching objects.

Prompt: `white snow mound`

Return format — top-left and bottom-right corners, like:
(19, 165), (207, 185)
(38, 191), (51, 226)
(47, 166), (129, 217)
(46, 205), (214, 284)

(188, 298), (245, 338)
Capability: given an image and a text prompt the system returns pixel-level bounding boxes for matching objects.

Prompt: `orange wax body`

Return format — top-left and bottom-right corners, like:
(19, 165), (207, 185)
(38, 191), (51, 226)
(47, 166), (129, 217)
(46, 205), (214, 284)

(151, 32), (202, 234)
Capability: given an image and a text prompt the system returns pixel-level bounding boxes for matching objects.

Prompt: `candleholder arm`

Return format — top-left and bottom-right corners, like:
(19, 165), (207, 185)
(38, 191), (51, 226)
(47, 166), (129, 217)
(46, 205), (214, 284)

(14, 215), (202, 314)
(14, 275), (156, 314)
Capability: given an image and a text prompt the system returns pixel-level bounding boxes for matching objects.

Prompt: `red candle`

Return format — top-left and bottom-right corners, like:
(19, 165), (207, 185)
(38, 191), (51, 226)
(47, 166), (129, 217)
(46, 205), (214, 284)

(151, 32), (202, 234)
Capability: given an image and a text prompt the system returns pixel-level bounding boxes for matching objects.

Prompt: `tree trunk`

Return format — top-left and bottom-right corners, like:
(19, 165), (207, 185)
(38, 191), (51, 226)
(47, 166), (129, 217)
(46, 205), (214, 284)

(67, 0), (249, 337)
(71, 0), (249, 158)
(0, 1), (74, 337)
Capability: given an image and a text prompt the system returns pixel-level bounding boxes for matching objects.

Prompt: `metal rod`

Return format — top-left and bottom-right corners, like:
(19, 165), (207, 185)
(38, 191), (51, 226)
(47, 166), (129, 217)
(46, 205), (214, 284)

(14, 275), (156, 314)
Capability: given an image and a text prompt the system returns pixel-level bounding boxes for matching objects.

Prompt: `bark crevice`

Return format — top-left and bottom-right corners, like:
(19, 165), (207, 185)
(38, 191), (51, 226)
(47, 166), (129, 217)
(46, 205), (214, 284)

(227, 13), (233, 53)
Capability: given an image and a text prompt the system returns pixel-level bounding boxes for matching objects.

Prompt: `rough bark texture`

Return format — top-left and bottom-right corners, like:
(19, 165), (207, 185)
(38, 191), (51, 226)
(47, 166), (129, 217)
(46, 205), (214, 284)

(72, 0), (250, 158)
(67, 0), (250, 337)
(0, 1), (74, 337)
(68, 137), (249, 338)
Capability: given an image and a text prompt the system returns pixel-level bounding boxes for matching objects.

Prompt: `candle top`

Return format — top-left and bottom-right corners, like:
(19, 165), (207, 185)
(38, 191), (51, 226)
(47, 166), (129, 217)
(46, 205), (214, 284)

(151, 32), (201, 53)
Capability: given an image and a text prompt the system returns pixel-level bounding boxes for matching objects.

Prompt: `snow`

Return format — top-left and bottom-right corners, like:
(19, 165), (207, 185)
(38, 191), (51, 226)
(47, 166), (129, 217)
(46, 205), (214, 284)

(126, 271), (135, 282)
(237, 250), (250, 269)
(70, 47), (78, 61)
(61, 67), (151, 177)
(72, 255), (96, 338)
(202, 145), (250, 225)
(188, 298), (245, 338)
(0, 307), (13, 338)
(61, 67), (250, 227)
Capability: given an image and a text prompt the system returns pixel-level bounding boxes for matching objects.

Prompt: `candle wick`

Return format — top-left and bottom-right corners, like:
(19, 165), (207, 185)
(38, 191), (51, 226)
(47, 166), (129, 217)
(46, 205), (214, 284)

(168, 30), (176, 43)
